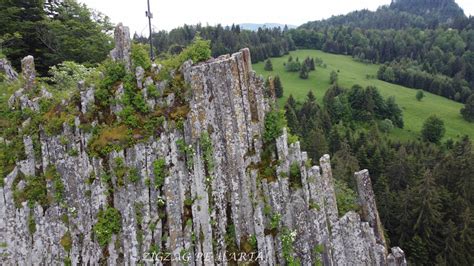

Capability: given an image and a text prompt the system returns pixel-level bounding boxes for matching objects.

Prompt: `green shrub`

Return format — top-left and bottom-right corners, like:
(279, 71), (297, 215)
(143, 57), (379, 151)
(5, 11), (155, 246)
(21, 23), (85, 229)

(93, 207), (122, 247)
(128, 168), (140, 183)
(281, 228), (299, 265)
(334, 179), (360, 217)
(270, 213), (281, 230)
(379, 119), (394, 133)
(14, 175), (49, 209)
(48, 61), (98, 90)
(28, 216), (36, 234)
(263, 109), (286, 144)
(131, 43), (152, 70)
(421, 115), (445, 143)
(153, 159), (166, 189)
(289, 162), (302, 188)
(159, 36), (211, 72)
(60, 232), (72, 252)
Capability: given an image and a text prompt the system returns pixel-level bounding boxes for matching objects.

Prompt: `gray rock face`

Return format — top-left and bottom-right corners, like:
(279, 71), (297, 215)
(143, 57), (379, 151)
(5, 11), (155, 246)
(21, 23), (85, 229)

(21, 55), (35, 91)
(1, 30), (405, 264)
(110, 23), (132, 71)
(0, 58), (18, 81)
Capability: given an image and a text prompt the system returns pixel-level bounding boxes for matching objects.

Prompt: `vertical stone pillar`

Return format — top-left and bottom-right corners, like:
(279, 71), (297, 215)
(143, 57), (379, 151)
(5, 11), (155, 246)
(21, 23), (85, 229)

(320, 154), (339, 225)
(21, 56), (35, 91)
(355, 169), (386, 247)
(110, 23), (132, 71)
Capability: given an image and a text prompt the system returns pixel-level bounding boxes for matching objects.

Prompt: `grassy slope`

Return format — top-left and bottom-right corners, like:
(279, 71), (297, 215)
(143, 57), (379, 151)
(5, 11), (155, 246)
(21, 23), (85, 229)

(253, 49), (474, 141)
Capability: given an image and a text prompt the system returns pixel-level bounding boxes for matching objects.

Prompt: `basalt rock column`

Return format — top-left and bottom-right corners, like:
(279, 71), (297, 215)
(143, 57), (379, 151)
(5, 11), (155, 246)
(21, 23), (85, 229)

(110, 23), (132, 71)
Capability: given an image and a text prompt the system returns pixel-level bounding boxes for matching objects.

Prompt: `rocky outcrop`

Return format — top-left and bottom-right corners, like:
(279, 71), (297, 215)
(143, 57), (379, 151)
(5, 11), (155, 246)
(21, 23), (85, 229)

(0, 58), (18, 81)
(110, 23), (132, 71)
(0, 25), (406, 265)
(21, 55), (35, 91)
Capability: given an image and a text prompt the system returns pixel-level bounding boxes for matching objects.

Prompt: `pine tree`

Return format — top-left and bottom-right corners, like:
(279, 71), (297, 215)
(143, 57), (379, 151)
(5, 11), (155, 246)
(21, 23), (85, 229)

(274, 75), (283, 98)
(264, 58), (273, 71)
(303, 127), (329, 162)
(309, 58), (315, 70)
(299, 63), (308, 79)
(332, 140), (359, 187)
(285, 96), (300, 135)
(411, 170), (443, 256)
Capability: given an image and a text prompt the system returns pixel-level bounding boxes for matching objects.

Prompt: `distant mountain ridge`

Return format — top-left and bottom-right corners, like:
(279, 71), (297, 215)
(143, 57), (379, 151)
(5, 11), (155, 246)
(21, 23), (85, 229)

(239, 23), (297, 31)
(300, 0), (466, 30)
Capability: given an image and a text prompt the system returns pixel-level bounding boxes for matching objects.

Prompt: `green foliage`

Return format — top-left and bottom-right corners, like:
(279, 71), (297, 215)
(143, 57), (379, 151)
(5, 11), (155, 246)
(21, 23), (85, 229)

(201, 132), (214, 174)
(128, 168), (140, 183)
(461, 94), (474, 122)
(0, 0), (113, 75)
(274, 75), (284, 98)
(93, 207), (122, 247)
(330, 70), (338, 84)
(131, 42), (152, 70)
(289, 162), (302, 189)
(153, 159), (167, 189)
(60, 232), (72, 252)
(379, 119), (394, 133)
(334, 179), (360, 217)
(416, 90), (425, 101)
(264, 59), (273, 71)
(48, 61), (98, 90)
(45, 166), (65, 203)
(421, 115), (445, 143)
(95, 60), (127, 108)
(281, 228), (300, 266)
(285, 60), (301, 72)
(299, 63), (308, 79)
(263, 109), (286, 144)
(28, 215), (36, 235)
(13, 174), (49, 209)
(87, 125), (131, 158)
(160, 36), (211, 71)
(270, 213), (281, 230)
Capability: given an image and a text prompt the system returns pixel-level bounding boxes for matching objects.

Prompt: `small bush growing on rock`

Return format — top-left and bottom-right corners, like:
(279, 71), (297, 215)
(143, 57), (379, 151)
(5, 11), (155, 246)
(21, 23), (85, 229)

(263, 109), (286, 144)
(334, 179), (360, 217)
(153, 159), (167, 189)
(131, 43), (152, 70)
(93, 207), (122, 247)
(289, 162), (302, 188)
(60, 232), (72, 252)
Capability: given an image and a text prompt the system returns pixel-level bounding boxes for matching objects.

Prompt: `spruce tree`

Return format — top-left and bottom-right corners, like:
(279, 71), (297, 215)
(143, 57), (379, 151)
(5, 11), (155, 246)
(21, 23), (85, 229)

(274, 75), (283, 98)
(264, 58), (273, 71)
(299, 63), (308, 79)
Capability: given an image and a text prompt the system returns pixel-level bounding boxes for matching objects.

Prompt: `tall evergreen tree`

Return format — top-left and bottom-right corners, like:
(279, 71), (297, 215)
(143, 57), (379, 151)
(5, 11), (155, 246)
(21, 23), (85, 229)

(274, 75), (283, 98)
(299, 63), (308, 79)
(264, 58), (273, 71)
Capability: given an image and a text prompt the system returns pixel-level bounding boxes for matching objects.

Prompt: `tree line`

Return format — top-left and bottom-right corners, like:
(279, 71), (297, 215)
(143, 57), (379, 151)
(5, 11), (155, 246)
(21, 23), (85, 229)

(135, 24), (296, 64)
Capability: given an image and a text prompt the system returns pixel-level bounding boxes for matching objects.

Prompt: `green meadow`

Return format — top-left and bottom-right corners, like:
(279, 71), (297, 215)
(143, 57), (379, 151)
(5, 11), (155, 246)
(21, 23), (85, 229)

(253, 49), (474, 141)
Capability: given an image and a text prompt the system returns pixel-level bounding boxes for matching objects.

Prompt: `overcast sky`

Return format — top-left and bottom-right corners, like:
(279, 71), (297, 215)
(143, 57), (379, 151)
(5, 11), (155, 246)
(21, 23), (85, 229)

(79, 0), (474, 35)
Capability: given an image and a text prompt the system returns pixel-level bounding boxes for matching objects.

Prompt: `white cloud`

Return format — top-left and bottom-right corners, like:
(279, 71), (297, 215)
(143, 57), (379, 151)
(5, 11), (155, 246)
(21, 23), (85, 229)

(79, 0), (474, 34)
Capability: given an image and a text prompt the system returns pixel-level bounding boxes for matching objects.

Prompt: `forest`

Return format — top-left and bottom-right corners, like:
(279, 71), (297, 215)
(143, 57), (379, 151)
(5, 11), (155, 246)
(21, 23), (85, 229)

(0, 0), (473, 265)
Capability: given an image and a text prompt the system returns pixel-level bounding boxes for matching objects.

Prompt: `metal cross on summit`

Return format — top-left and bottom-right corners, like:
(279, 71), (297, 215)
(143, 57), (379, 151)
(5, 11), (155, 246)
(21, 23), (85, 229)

(145, 0), (154, 60)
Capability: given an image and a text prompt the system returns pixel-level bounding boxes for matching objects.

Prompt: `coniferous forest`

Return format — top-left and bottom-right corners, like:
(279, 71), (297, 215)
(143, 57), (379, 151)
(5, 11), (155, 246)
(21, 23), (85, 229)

(0, 0), (473, 265)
